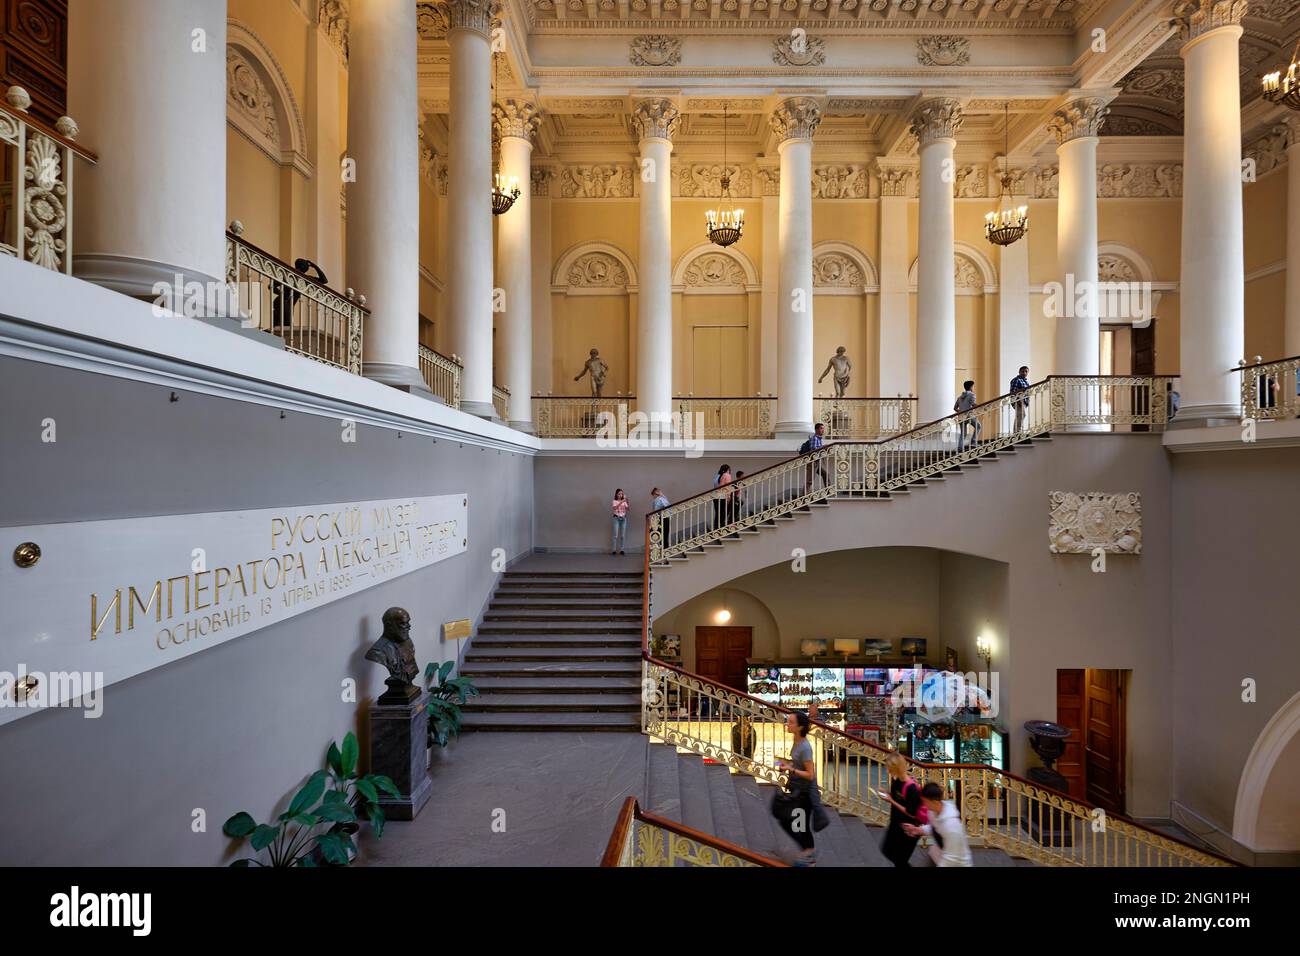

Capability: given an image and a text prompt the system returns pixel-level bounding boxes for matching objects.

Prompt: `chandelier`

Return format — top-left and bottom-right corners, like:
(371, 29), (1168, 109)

(490, 51), (518, 216)
(705, 104), (744, 247)
(985, 102), (1028, 247)
(1262, 39), (1300, 111)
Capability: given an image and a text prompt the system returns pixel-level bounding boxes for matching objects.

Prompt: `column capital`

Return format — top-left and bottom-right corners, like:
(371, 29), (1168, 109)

(1047, 97), (1111, 146)
(1174, 0), (1248, 43)
(531, 165), (556, 196)
(757, 160), (781, 196)
(493, 100), (541, 143)
(874, 159), (917, 198)
(631, 98), (681, 142)
(443, 0), (501, 38)
(769, 97), (822, 144)
(909, 98), (963, 147)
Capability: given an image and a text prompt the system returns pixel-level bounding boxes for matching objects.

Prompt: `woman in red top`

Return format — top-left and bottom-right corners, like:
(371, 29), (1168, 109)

(610, 488), (629, 555)
(712, 464), (732, 529)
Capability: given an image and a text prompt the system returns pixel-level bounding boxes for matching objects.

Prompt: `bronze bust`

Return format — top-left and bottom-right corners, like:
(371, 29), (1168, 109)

(366, 607), (420, 704)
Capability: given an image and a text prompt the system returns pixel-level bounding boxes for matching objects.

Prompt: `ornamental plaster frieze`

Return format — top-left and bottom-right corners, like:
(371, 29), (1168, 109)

(557, 163), (636, 198)
(676, 164), (754, 198)
(318, 0), (349, 64)
(811, 163), (869, 198)
(874, 161), (917, 198)
(630, 35), (682, 67)
(416, 1), (449, 40)
(531, 166), (556, 196)
(916, 35), (970, 67)
(1048, 492), (1142, 555)
(772, 35), (826, 67)
(1243, 120), (1299, 177)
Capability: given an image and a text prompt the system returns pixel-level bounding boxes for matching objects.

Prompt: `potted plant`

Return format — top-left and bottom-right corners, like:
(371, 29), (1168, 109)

(425, 660), (479, 748)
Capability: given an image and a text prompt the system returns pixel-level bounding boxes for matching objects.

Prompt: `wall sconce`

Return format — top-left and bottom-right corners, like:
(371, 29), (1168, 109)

(714, 591), (732, 624)
(976, 634), (993, 670)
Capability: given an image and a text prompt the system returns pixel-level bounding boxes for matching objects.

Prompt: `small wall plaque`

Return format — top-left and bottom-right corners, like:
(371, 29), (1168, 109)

(443, 619), (472, 641)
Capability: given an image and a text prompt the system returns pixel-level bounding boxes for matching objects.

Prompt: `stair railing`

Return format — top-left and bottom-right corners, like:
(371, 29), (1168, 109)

(648, 376), (1175, 565)
(600, 796), (786, 867)
(1236, 354), (1300, 421)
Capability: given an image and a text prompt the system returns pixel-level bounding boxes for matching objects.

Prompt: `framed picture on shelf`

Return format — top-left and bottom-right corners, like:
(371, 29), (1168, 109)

(945, 645), (959, 671)
(900, 637), (927, 658)
(864, 639), (892, 656)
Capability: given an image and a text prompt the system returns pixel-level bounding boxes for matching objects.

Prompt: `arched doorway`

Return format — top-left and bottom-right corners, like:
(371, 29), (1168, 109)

(1233, 690), (1300, 852)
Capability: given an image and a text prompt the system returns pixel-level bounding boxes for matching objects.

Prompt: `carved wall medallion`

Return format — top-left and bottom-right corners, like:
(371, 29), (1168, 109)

(954, 254), (984, 291)
(772, 35), (825, 67)
(416, 2), (450, 39)
(1048, 492), (1142, 555)
(683, 253), (747, 288)
(630, 35), (682, 67)
(916, 36), (970, 67)
(678, 163), (752, 197)
(226, 48), (279, 147)
(812, 164), (868, 198)
(559, 164), (634, 198)
(812, 253), (864, 288)
(568, 252), (629, 288)
(1098, 254), (1139, 282)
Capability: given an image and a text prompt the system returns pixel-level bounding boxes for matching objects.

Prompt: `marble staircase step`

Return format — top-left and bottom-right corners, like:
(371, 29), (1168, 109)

(460, 711), (640, 731)
(460, 661), (641, 678)
(470, 675), (640, 692)
(463, 693), (641, 712)
(463, 646), (642, 662)
(470, 635), (642, 649)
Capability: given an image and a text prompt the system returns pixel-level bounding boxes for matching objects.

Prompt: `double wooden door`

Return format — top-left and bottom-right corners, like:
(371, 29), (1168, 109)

(1057, 668), (1127, 813)
(695, 626), (752, 692)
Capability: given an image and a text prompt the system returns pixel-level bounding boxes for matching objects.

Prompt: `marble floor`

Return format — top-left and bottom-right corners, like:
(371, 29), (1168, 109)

(358, 730), (648, 866)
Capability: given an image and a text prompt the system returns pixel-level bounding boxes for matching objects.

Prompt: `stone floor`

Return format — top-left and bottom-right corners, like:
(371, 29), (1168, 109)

(358, 730), (648, 866)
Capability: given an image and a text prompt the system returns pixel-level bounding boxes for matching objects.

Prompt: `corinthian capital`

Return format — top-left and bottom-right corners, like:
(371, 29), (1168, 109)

(769, 97), (822, 144)
(444, 0), (501, 38)
(1174, 0), (1248, 42)
(493, 100), (541, 142)
(1047, 97), (1110, 145)
(909, 98), (963, 146)
(631, 99), (681, 142)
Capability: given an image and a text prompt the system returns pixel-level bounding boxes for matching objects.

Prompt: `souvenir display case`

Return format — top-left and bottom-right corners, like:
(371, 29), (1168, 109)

(954, 716), (1006, 770)
(777, 667), (814, 708)
(746, 666), (781, 705)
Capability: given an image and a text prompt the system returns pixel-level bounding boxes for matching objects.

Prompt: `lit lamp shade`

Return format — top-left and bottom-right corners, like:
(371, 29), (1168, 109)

(800, 639), (828, 657)
(833, 639), (860, 655)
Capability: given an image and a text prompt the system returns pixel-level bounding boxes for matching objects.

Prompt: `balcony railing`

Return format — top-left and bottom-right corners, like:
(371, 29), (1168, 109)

(418, 345), (461, 408)
(0, 86), (96, 273)
(818, 396), (915, 439)
(676, 397), (774, 438)
(225, 223), (365, 375)
(492, 384), (511, 421)
(532, 396), (634, 437)
(1237, 355), (1299, 421)
(599, 796), (782, 867)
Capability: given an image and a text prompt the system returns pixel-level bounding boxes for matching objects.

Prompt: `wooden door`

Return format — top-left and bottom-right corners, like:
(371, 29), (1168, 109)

(694, 626), (752, 692)
(1131, 320), (1156, 432)
(1056, 669), (1086, 799)
(1084, 669), (1126, 813)
(0, 0), (67, 126)
(691, 326), (747, 396)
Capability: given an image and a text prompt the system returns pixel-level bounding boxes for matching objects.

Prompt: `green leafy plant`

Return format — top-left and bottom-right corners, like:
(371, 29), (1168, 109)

(426, 660), (479, 747)
(222, 732), (400, 867)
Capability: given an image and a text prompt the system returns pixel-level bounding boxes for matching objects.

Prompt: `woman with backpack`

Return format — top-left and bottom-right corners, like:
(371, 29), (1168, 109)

(773, 711), (822, 866)
(878, 752), (926, 866)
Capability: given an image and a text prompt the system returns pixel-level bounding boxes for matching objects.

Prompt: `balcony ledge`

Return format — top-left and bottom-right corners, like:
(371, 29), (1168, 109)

(1163, 416), (1300, 453)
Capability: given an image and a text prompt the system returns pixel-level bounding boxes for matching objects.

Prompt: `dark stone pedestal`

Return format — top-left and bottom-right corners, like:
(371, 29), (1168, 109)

(1020, 767), (1074, 847)
(368, 691), (432, 822)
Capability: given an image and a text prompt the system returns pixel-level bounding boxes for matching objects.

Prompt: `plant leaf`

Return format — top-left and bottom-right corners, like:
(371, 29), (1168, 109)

(316, 832), (349, 865)
(326, 741), (343, 776)
(369, 802), (386, 839)
(251, 823), (281, 852)
(288, 772), (327, 817)
(439, 660), (454, 683)
(355, 778), (379, 804)
(340, 733), (359, 778)
(230, 859), (254, 867)
(316, 802), (356, 824)
(424, 661), (437, 681)
(369, 774), (401, 798)
(223, 811), (257, 838)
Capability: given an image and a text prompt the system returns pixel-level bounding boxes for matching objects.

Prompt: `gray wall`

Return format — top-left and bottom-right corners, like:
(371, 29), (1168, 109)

(0, 357), (534, 865)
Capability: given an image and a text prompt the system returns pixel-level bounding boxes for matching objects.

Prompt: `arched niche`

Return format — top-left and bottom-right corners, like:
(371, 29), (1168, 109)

(672, 244), (761, 397)
(812, 241), (879, 397)
(226, 21), (310, 175)
(550, 241), (638, 396)
(1233, 690), (1300, 853)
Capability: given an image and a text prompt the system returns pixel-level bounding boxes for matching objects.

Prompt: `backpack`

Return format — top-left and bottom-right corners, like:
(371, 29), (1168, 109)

(903, 778), (929, 825)
(799, 438), (813, 455)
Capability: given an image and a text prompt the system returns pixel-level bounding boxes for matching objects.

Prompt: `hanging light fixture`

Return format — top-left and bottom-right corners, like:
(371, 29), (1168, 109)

(705, 104), (744, 247)
(985, 102), (1029, 247)
(1263, 38), (1300, 111)
(490, 50), (519, 216)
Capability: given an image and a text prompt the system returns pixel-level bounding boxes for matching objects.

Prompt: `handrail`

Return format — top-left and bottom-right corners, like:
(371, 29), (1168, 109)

(1236, 354), (1299, 421)
(600, 797), (787, 867)
(224, 227), (370, 314)
(0, 94), (98, 164)
(1234, 355), (1300, 373)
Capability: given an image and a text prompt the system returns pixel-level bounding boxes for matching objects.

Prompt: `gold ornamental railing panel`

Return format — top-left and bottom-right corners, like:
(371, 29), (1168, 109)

(600, 797), (780, 867)
(532, 396), (636, 437)
(817, 397), (915, 439)
(676, 397), (774, 438)
(640, 661), (1231, 867)
(1238, 355), (1300, 421)
(492, 384), (511, 422)
(418, 345), (461, 408)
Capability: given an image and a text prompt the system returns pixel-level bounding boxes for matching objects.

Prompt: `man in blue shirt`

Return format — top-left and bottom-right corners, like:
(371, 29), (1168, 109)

(651, 487), (670, 548)
(1009, 365), (1030, 435)
(802, 422), (828, 492)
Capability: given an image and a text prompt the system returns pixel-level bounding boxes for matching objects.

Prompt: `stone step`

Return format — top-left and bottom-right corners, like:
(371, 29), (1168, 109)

(460, 661), (641, 678)
(463, 646), (641, 662)
(470, 635), (643, 649)
(731, 772), (786, 859)
(483, 610), (642, 622)
(675, 752), (715, 838)
(703, 763), (748, 850)
(503, 570), (643, 578)
(477, 622), (641, 635)
(461, 711), (641, 732)
(646, 743), (682, 821)
(463, 693), (641, 712)
(489, 598), (643, 609)
(470, 675), (641, 692)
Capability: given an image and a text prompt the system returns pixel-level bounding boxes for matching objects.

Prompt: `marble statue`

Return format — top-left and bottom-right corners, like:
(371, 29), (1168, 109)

(819, 346), (853, 399)
(365, 607), (420, 703)
(574, 348), (610, 398)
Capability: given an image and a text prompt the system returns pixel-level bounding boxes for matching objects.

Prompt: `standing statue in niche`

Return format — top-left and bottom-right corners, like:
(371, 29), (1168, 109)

(819, 346), (853, 399)
(365, 607), (420, 704)
(574, 348), (610, 398)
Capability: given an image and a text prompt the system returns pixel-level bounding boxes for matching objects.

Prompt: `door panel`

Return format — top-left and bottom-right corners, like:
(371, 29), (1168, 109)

(691, 326), (747, 396)
(1084, 669), (1126, 813)
(1056, 669), (1086, 800)
(695, 626), (752, 691)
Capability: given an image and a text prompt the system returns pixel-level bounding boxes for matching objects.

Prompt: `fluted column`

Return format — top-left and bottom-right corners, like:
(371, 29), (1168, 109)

(758, 162), (780, 396)
(530, 167), (556, 394)
(771, 97), (821, 436)
(911, 99), (963, 424)
(446, 0), (499, 417)
(1048, 96), (1108, 379)
(1178, 0), (1248, 422)
(494, 101), (541, 432)
(1285, 133), (1300, 356)
(876, 160), (917, 399)
(68, 0), (226, 296)
(632, 99), (680, 425)
(345, 0), (426, 391)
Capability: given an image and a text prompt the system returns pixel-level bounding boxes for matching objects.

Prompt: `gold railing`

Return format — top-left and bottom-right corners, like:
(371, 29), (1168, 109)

(418, 345), (462, 408)
(649, 376), (1174, 563)
(492, 384), (511, 421)
(640, 660), (1232, 867)
(818, 396), (916, 439)
(225, 223), (364, 374)
(1237, 355), (1299, 421)
(676, 397), (774, 438)
(600, 796), (783, 867)
(0, 86), (96, 273)
(532, 396), (635, 437)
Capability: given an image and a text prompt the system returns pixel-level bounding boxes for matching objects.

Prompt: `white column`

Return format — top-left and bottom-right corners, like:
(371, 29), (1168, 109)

(632, 99), (680, 426)
(1178, 1), (1247, 422)
(68, 0), (226, 296)
(911, 99), (963, 423)
(876, 161), (916, 399)
(758, 162), (780, 396)
(772, 98), (822, 436)
(445, 0), (498, 417)
(998, 216), (1032, 390)
(494, 101), (540, 431)
(1286, 138), (1300, 356)
(1048, 97), (1108, 378)
(530, 167), (556, 395)
(345, 0), (425, 391)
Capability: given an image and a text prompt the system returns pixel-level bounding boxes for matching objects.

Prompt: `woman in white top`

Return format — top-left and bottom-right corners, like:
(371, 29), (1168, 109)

(903, 781), (973, 867)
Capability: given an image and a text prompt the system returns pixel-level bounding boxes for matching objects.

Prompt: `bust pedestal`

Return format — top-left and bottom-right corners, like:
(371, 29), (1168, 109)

(368, 689), (432, 821)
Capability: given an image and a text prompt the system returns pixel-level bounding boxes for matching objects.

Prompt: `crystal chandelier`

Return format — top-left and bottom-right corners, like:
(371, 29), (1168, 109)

(985, 102), (1028, 247)
(490, 51), (518, 216)
(706, 105), (744, 247)
(1262, 39), (1300, 111)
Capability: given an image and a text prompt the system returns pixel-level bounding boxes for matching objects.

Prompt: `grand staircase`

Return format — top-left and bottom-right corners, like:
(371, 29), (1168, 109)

(459, 566), (644, 731)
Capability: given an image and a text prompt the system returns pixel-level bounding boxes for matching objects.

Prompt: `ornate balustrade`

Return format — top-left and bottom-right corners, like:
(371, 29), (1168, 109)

(492, 384), (511, 422)
(600, 796), (782, 867)
(676, 396), (774, 438)
(0, 86), (96, 274)
(1237, 355), (1300, 421)
(649, 376), (1175, 563)
(225, 224), (364, 374)
(418, 345), (461, 408)
(531, 396), (636, 437)
(638, 659), (1231, 867)
(817, 396), (915, 439)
